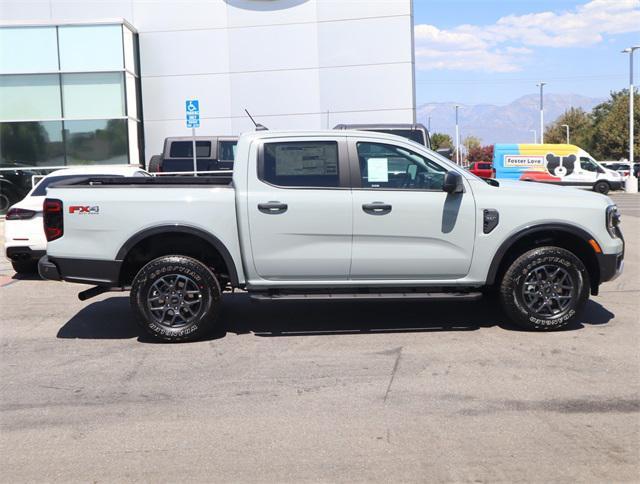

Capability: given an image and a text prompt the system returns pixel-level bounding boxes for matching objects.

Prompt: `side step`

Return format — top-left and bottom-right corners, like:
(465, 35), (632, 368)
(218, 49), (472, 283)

(249, 291), (483, 302)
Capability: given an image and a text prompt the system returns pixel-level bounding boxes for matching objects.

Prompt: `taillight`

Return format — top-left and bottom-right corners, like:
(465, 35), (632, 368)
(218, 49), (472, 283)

(43, 198), (63, 241)
(6, 208), (36, 220)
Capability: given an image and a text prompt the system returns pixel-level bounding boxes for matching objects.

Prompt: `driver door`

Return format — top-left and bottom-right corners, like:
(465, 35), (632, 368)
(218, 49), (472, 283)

(349, 139), (476, 280)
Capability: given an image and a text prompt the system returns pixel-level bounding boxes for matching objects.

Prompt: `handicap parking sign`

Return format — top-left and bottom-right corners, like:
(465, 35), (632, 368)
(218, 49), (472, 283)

(186, 99), (200, 128)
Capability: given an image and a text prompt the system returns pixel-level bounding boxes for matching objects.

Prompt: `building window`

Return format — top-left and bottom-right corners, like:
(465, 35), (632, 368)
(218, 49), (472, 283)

(0, 74), (62, 120)
(0, 21), (142, 213)
(61, 73), (126, 118)
(0, 27), (58, 73)
(58, 25), (124, 71)
(0, 121), (64, 166)
(64, 119), (128, 164)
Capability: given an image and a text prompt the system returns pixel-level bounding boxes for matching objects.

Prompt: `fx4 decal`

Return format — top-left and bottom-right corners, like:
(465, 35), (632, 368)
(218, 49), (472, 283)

(69, 205), (100, 214)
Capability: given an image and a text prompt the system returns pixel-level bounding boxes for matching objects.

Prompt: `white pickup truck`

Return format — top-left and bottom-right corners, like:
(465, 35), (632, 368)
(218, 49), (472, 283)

(39, 130), (624, 342)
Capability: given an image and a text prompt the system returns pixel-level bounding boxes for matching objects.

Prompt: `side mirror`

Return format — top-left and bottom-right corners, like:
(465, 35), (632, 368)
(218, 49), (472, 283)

(443, 171), (464, 194)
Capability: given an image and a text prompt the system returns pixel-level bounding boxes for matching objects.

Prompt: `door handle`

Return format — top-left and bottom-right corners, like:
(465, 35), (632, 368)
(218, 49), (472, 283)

(362, 202), (392, 215)
(258, 201), (288, 214)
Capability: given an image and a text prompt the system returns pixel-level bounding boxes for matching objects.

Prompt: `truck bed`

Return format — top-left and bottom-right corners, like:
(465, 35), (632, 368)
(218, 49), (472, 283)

(50, 175), (233, 188)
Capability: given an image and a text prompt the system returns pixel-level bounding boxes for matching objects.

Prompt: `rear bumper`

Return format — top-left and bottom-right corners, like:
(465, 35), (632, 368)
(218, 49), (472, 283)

(38, 255), (61, 281)
(6, 246), (46, 262)
(38, 255), (121, 286)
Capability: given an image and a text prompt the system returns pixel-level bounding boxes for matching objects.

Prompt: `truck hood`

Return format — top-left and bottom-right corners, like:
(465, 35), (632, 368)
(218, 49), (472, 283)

(485, 179), (614, 207)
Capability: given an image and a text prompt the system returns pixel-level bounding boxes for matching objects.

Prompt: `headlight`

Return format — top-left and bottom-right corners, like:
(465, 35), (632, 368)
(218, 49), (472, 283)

(606, 205), (621, 238)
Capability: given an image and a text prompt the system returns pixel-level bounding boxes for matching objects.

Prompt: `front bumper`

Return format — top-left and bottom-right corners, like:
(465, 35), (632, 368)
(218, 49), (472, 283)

(597, 251), (624, 283)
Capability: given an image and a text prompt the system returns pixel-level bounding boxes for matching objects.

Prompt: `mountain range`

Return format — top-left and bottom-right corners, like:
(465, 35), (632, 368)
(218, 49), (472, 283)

(417, 93), (604, 146)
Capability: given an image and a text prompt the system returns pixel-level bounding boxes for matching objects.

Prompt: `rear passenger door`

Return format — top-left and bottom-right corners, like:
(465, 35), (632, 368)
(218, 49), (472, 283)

(247, 137), (353, 281)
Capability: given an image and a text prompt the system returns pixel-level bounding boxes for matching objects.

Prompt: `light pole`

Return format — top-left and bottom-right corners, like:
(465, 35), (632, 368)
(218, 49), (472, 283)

(530, 129), (537, 144)
(455, 105), (461, 164)
(622, 46), (639, 193)
(561, 124), (570, 144)
(537, 82), (546, 143)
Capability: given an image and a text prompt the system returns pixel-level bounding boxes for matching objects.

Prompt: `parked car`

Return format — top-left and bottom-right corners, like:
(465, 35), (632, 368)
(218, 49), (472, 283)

(468, 161), (495, 179)
(600, 162), (629, 178)
(4, 165), (149, 274)
(40, 130), (623, 342)
(1, 168), (39, 215)
(333, 123), (431, 148)
(147, 136), (238, 174)
(493, 144), (623, 194)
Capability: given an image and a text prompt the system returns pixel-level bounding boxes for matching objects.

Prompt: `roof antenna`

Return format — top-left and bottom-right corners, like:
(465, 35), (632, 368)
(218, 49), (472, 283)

(244, 109), (268, 131)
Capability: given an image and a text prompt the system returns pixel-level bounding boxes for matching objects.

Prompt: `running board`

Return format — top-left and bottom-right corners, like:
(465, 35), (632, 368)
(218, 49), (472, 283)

(249, 291), (483, 301)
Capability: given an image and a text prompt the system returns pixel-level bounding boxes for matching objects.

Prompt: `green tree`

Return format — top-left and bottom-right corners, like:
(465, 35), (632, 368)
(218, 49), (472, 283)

(544, 107), (594, 151)
(590, 89), (640, 160)
(430, 132), (453, 150)
(463, 135), (481, 152)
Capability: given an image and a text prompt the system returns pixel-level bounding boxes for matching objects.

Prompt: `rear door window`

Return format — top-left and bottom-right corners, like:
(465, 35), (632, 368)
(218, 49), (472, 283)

(261, 141), (340, 188)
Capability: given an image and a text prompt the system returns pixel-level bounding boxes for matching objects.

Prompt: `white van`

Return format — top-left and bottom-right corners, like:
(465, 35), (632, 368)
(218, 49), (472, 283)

(493, 144), (623, 194)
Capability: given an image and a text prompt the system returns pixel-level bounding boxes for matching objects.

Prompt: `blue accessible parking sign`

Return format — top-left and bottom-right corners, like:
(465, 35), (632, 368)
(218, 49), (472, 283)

(186, 99), (200, 128)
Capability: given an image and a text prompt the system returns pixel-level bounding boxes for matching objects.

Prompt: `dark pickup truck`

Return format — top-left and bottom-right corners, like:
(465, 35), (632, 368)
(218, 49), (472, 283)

(147, 136), (238, 174)
(333, 123), (431, 149)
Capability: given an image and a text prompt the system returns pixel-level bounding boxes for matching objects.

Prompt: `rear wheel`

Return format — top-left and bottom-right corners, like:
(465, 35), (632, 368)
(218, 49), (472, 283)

(593, 181), (610, 194)
(130, 255), (221, 342)
(499, 246), (589, 331)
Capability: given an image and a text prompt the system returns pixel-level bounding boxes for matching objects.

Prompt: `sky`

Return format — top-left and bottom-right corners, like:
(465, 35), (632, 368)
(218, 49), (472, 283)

(412, 0), (640, 105)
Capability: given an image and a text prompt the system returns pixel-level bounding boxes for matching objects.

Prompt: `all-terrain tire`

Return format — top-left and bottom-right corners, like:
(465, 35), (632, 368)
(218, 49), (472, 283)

(11, 259), (38, 274)
(147, 155), (163, 173)
(130, 255), (221, 342)
(499, 246), (589, 331)
(593, 181), (610, 194)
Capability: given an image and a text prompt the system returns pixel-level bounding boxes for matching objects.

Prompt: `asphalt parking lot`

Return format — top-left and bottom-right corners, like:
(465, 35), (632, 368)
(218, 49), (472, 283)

(1, 193), (638, 483)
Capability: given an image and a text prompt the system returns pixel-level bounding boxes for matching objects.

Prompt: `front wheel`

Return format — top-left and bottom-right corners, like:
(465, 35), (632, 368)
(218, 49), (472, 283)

(499, 246), (589, 331)
(593, 181), (610, 194)
(130, 255), (221, 342)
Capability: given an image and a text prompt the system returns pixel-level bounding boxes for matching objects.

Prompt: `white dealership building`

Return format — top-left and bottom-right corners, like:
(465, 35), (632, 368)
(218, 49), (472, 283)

(0, 0), (415, 187)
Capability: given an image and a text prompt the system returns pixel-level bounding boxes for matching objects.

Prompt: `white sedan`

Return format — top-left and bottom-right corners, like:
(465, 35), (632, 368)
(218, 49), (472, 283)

(4, 165), (150, 274)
